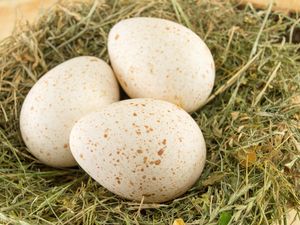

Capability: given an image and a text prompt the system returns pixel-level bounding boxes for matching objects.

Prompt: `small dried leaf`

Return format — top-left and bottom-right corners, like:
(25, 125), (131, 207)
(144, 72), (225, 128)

(239, 113), (250, 121)
(236, 147), (258, 167)
(290, 95), (300, 105)
(203, 172), (226, 186)
(231, 111), (239, 121)
(285, 156), (300, 169)
(237, 125), (244, 133)
(23, 53), (35, 62)
(173, 218), (186, 225)
(213, 127), (223, 138)
(228, 137), (234, 147)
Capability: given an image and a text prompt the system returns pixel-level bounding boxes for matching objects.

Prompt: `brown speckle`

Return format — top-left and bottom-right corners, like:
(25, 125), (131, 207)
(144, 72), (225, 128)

(80, 154), (83, 159)
(116, 177), (121, 184)
(89, 58), (98, 62)
(155, 160), (161, 165)
(142, 175), (146, 179)
(63, 143), (68, 149)
(137, 149), (143, 154)
(150, 68), (154, 74)
(157, 148), (165, 156)
(162, 139), (167, 145)
(143, 157), (148, 163)
(133, 112), (137, 116)
(103, 128), (110, 138)
(144, 125), (154, 133)
(152, 177), (156, 181)
(143, 193), (153, 197)
(115, 34), (120, 40)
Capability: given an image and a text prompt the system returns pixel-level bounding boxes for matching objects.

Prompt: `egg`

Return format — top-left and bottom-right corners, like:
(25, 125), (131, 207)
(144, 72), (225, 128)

(20, 56), (120, 168)
(70, 98), (206, 202)
(108, 17), (215, 112)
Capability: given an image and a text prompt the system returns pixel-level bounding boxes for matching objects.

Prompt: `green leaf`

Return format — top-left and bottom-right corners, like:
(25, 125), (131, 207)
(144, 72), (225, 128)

(218, 211), (232, 225)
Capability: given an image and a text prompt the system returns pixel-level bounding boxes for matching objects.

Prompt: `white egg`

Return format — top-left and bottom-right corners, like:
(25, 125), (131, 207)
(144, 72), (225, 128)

(70, 98), (206, 203)
(20, 56), (119, 168)
(108, 17), (215, 112)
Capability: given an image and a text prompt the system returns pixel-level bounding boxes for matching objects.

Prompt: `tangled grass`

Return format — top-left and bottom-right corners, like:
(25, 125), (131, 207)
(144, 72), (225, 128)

(0, 0), (299, 224)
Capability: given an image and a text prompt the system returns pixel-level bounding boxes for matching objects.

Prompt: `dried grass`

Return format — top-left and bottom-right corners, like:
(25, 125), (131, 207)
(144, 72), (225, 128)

(0, 0), (299, 224)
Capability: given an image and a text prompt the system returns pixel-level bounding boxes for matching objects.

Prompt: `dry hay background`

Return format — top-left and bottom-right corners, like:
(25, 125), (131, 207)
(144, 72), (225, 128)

(0, 0), (299, 224)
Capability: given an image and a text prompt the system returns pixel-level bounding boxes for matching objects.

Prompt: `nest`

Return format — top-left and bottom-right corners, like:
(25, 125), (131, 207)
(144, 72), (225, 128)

(0, 0), (299, 224)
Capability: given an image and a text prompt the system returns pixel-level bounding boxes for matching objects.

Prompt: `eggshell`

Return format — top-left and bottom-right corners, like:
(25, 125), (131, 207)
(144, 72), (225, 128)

(108, 17), (215, 112)
(20, 56), (119, 168)
(70, 98), (206, 203)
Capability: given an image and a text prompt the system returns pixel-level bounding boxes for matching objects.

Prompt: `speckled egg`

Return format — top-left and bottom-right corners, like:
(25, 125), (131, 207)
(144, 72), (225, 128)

(70, 98), (206, 202)
(20, 56), (120, 168)
(108, 17), (215, 112)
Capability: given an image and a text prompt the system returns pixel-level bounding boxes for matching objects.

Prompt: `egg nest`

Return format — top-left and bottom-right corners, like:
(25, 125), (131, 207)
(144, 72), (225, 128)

(0, 0), (299, 224)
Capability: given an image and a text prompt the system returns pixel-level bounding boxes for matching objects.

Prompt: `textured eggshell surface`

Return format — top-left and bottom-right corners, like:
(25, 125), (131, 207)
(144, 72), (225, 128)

(108, 17), (215, 112)
(20, 56), (119, 168)
(70, 98), (206, 202)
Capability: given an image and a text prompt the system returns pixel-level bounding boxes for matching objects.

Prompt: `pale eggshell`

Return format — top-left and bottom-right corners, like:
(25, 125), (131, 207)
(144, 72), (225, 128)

(70, 98), (206, 203)
(108, 17), (215, 112)
(20, 56), (120, 168)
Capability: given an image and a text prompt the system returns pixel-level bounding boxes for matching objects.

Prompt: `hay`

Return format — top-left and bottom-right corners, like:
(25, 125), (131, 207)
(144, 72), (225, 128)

(0, 0), (299, 224)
